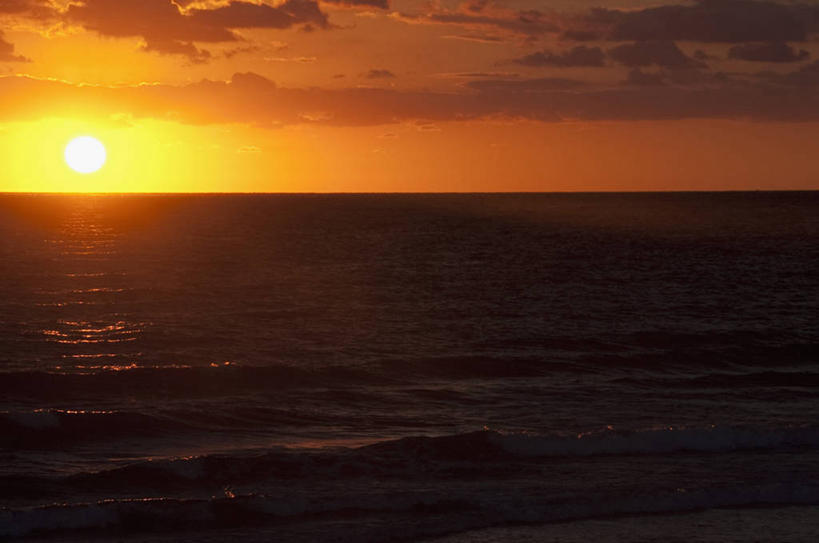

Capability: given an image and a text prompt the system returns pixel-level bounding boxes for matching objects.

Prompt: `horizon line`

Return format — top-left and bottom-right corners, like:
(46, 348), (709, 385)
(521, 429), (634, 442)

(1, 189), (817, 196)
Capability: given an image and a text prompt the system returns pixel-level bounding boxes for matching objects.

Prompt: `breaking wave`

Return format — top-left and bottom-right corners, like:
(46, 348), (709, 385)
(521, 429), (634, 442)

(4, 481), (819, 539)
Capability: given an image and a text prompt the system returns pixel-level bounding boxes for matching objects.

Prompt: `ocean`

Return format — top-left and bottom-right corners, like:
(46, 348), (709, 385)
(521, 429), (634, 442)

(0, 192), (817, 541)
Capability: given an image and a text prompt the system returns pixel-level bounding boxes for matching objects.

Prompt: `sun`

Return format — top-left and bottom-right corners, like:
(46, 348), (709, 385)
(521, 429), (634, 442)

(65, 136), (107, 174)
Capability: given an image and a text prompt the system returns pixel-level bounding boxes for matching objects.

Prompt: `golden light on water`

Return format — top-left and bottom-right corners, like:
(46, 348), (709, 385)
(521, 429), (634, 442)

(65, 136), (107, 174)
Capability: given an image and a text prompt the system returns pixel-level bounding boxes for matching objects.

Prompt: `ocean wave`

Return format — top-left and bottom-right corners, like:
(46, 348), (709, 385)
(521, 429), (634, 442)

(1, 337), (816, 401)
(360, 424), (819, 461)
(618, 370), (819, 389)
(490, 424), (819, 457)
(0, 357), (562, 402)
(5, 424), (818, 501)
(0, 404), (345, 449)
(3, 481), (819, 539)
(0, 410), (191, 449)
(0, 364), (394, 401)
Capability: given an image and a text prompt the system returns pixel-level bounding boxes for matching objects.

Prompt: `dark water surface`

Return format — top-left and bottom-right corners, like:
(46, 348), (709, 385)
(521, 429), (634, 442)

(1, 193), (817, 540)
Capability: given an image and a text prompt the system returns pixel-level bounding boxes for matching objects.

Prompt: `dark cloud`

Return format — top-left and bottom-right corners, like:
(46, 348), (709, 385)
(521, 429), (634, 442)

(608, 41), (704, 68)
(569, 0), (818, 43)
(230, 71), (278, 89)
(0, 0), (57, 19)
(66, 0), (233, 43)
(321, 0), (389, 9)
(466, 77), (586, 92)
(188, 0), (328, 30)
(223, 45), (262, 59)
(448, 72), (520, 78)
(426, 12), (556, 37)
(181, 70), (819, 123)
(759, 60), (819, 86)
(142, 38), (211, 63)
(5, 65), (819, 128)
(0, 1), (57, 62)
(63, 0), (329, 61)
(0, 0), (42, 13)
(624, 68), (667, 86)
(621, 65), (723, 87)
(0, 31), (28, 63)
(512, 46), (605, 68)
(728, 42), (810, 63)
(463, 0), (490, 13)
(396, 3), (558, 39)
(364, 69), (396, 79)
(693, 49), (716, 61)
(785, 60), (819, 86)
(560, 29), (601, 42)
(441, 33), (504, 43)
(666, 66), (728, 86)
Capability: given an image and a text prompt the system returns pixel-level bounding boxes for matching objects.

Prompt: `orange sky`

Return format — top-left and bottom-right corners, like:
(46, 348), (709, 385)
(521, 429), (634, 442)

(1, 0), (819, 192)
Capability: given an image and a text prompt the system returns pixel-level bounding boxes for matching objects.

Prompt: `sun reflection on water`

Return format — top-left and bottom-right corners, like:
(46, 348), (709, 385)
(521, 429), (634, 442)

(37, 199), (147, 373)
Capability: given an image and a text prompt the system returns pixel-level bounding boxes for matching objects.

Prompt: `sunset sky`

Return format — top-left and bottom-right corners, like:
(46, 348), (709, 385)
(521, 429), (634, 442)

(2, 0), (819, 192)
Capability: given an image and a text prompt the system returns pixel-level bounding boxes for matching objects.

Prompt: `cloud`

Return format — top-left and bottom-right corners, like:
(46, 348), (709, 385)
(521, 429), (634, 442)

(728, 42), (810, 63)
(463, 0), (490, 13)
(61, 0), (329, 61)
(624, 68), (667, 86)
(0, 31), (29, 62)
(266, 56), (317, 62)
(0, 0), (41, 14)
(465, 77), (586, 92)
(415, 122), (441, 132)
(237, 145), (261, 153)
(0, 2), (55, 62)
(512, 46), (605, 68)
(440, 72), (520, 79)
(441, 33), (504, 43)
(608, 41), (704, 68)
(394, 2), (558, 40)
(223, 45), (262, 59)
(321, 0), (389, 9)
(364, 69), (395, 79)
(188, 0), (328, 30)
(141, 38), (211, 63)
(6, 66), (819, 128)
(512, 1), (819, 48)
(693, 49), (716, 61)
(66, 0), (232, 43)
(559, 29), (601, 42)
(0, 0), (58, 20)
(567, 1), (819, 43)
(759, 60), (819, 87)
(230, 71), (277, 89)
(621, 65), (723, 87)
